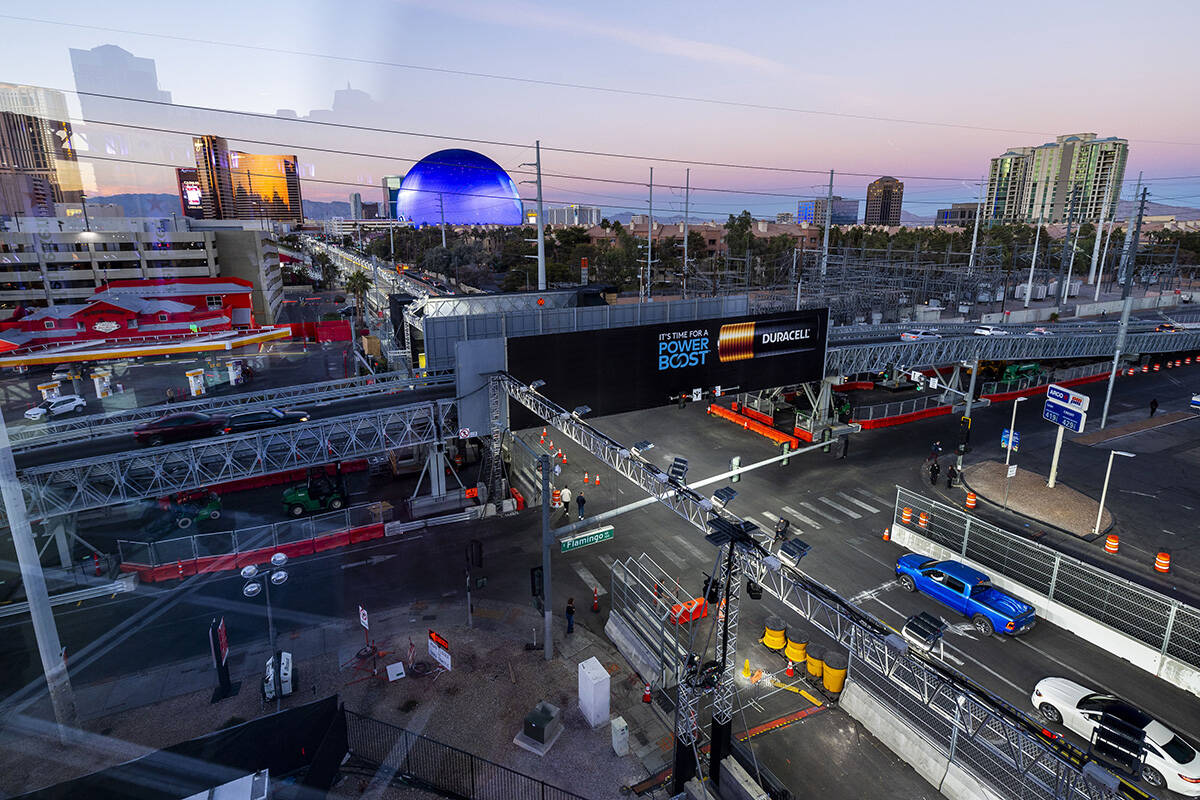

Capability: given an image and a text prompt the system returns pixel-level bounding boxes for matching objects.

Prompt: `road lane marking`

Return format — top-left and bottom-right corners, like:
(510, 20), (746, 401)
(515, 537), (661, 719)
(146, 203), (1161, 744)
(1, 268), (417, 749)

(598, 554), (615, 570)
(673, 534), (708, 563)
(652, 544), (689, 572)
(760, 511), (781, 522)
(782, 505), (820, 529)
(848, 579), (899, 604)
(838, 491), (880, 514)
(571, 563), (607, 595)
(744, 515), (766, 529)
(1119, 489), (1157, 498)
(816, 496), (861, 519)
(798, 501), (840, 524)
(854, 487), (892, 506)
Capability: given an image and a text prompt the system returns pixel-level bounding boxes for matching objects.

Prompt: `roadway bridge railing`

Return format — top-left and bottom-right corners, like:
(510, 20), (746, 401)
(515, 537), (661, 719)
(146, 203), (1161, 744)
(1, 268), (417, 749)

(892, 486), (1200, 686)
(9, 370), (454, 453)
(826, 329), (1200, 376)
(17, 400), (456, 518)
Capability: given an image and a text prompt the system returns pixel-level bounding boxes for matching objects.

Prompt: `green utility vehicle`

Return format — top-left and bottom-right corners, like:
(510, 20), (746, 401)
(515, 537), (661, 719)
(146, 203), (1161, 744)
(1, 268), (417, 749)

(282, 469), (348, 517)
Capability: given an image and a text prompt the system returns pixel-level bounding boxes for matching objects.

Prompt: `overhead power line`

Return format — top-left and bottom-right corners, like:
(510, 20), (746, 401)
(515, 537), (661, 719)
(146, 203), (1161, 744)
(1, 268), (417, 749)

(6, 14), (1200, 147)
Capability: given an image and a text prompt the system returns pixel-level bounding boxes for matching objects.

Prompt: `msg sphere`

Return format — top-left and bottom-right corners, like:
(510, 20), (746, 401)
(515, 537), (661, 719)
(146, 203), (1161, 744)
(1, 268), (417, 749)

(395, 149), (523, 226)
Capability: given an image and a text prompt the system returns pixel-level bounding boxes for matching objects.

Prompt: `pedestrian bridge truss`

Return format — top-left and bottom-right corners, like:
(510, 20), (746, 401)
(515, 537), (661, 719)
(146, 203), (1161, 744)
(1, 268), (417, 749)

(16, 400), (456, 518)
(826, 329), (1200, 376)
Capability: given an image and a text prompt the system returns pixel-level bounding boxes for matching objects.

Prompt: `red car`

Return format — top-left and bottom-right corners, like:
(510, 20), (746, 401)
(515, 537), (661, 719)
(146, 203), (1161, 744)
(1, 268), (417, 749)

(133, 412), (230, 447)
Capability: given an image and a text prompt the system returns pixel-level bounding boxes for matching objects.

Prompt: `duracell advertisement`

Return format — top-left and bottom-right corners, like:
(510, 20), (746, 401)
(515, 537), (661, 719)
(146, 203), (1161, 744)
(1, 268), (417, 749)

(505, 309), (828, 418)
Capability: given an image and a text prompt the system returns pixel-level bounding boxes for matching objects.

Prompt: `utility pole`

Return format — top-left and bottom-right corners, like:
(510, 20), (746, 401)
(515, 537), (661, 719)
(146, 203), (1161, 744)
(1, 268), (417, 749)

(682, 168), (689, 300)
(820, 170), (833, 278)
(966, 177), (983, 273)
(1087, 176), (1114, 285)
(539, 454), (553, 661)
(644, 167), (654, 303)
(1100, 187), (1148, 429)
(535, 141), (546, 291)
(1114, 171), (1142, 291)
(1056, 186), (1080, 308)
(1024, 209), (1043, 309)
(1093, 211), (1118, 302)
(0, 415), (77, 738)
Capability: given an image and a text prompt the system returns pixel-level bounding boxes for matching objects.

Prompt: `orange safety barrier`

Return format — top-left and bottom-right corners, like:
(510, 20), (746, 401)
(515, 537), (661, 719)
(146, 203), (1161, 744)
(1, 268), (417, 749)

(312, 531), (351, 553)
(1141, 364), (1149, 373)
(1104, 534), (1119, 554)
(853, 404), (953, 430)
(901, 507), (912, 525)
(1176, 359), (1183, 367)
(510, 487), (526, 511)
(918, 511), (929, 529)
(670, 598), (709, 624)
(965, 492), (977, 511)
(1153, 363), (1160, 371)
(349, 524), (385, 544)
(706, 403), (800, 448)
(1155, 552), (1171, 573)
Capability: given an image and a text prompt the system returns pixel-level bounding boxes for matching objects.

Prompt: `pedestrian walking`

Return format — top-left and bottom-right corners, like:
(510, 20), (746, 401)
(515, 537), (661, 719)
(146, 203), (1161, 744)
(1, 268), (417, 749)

(559, 485), (572, 510)
(1150, 398), (1159, 417)
(576, 492), (586, 520)
(929, 461), (940, 486)
(774, 516), (790, 542)
(565, 597), (575, 635)
(927, 440), (943, 463)
(553, 462), (562, 477)
(946, 464), (958, 488)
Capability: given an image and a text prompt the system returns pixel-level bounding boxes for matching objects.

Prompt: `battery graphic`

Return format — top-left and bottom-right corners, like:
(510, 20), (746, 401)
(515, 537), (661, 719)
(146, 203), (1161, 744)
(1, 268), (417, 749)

(717, 320), (815, 363)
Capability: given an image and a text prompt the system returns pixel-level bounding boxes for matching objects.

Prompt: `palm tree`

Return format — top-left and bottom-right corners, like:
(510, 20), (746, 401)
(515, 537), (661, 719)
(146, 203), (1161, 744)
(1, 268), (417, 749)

(344, 270), (371, 324)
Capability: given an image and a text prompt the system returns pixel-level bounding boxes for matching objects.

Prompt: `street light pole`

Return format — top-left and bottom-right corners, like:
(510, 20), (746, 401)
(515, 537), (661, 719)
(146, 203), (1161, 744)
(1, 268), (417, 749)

(540, 453), (553, 661)
(1024, 210), (1043, 309)
(1005, 396), (1026, 467)
(1093, 450), (1134, 535)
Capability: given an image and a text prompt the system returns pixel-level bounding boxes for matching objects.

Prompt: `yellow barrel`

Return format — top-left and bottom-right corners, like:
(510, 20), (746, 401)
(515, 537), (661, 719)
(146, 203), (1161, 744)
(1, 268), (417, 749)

(805, 645), (825, 679)
(822, 650), (848, 694)
(762, 616), (787, 650)
(784, 632), (808, 663)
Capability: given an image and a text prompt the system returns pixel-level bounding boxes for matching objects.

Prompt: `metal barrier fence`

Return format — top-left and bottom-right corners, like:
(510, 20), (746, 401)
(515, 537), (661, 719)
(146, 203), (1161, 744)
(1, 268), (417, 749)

(893, 486), (1200, 671)
(979, 360), (1114, 397)
(610, 553), (701, 692)
(117, 502), (387, 566)
(852, 394), (945, 421)
(344, 709), (590, 800)
(737, 550), (1142, 800)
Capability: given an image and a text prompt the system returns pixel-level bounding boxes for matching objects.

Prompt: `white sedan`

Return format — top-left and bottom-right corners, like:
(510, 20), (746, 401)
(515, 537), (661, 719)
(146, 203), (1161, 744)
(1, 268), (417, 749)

(1032, 677), (1200, 794)
(900, 329), (941, 341)
(24, 394), (87, 421)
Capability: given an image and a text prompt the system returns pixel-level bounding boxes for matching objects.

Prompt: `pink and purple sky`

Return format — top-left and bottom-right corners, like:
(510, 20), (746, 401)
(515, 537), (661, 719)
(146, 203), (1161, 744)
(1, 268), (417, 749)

(3, 0), (1198, 218)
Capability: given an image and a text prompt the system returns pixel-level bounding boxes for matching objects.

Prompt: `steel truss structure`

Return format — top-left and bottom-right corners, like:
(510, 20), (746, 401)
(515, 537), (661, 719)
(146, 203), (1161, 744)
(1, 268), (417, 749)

(499, 371), (1140, 800)
(10, 370), (453, 453)
(17, 400), (456, 518)
(826, 329), (1200, 377)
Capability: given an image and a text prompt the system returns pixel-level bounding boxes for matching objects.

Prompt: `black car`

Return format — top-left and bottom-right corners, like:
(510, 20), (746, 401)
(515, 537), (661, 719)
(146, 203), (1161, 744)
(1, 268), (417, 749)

(223, 407), (311, 434)
(134, 412), (230, 446)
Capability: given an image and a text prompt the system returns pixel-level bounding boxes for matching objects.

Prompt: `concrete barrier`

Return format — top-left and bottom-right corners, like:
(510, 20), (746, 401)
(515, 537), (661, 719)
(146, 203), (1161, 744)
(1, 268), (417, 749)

(890, 523), (1200, 698)
(840, 680), (1004, 800)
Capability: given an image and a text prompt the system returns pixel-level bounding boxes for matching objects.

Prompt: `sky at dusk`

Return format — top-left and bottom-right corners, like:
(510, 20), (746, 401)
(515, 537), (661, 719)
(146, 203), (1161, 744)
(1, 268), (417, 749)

(2, 0), (1199, 218)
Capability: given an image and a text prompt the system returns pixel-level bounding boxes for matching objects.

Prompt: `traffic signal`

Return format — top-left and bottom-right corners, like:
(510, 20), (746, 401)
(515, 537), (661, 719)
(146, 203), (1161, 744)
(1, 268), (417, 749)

(530, 566), (544, 598)
(957, 416), (972, 454)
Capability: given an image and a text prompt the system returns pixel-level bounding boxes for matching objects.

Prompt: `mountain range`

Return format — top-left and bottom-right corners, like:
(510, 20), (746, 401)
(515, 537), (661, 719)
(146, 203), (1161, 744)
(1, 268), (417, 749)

(90, 194), (353, 220)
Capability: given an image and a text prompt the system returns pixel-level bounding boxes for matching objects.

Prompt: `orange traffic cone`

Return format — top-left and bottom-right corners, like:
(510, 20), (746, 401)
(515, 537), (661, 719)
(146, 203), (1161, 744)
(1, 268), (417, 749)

(643, 683), (652, 703)
(882, 527), (890, 542)
(592, 587), (600, 613)
(786, 660), (794, 678)
(594, 473), (600, 485)
(584, 471), (589, 483)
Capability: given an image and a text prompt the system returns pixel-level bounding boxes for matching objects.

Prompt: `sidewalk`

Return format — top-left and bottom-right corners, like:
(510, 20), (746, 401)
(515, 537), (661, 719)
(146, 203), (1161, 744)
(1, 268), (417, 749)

(962, 460), (1110, 539)
(0, 596), (665, 799)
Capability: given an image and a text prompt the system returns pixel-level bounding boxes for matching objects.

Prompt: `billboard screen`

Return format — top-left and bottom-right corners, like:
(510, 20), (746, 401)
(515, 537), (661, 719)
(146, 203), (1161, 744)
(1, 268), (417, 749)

(176, 167), (204, 219)
(506, 309), (828, 417)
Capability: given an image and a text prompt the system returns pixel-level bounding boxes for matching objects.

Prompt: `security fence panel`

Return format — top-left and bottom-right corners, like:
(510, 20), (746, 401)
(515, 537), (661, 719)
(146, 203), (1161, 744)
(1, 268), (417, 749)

(117, 539), (153, 566)
(312, 509), (350, 537)
(153, 535), (196, 564)
(1167, 606), (1200, 665)
(1050, 559), (1172, 647)
(193, 531), (235, 558)
(271, 518), (314, 547)
(962, 526), (1055, 595)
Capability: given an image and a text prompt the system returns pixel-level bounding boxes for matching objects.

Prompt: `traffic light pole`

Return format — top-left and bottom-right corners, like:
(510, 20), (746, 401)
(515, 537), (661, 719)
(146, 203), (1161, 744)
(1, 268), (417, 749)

(540, 454), (553, 661)
(954, 358), (979, 483)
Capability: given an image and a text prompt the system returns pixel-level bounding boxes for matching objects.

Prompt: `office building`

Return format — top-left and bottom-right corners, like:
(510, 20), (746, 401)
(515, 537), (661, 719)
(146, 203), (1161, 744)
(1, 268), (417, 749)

(775, 212), (796, 224)
(0, 84), (85, 219)
(984, 133), (1127, 224)
(381, 175), (402, 219)
(542, 205), (603, 226)
(934, 203), (979, 228)
(796, 196), (859, 226)
(350, 192), (363, 220)
(190, 135), (303, 223)
(864, 177), (903, 226)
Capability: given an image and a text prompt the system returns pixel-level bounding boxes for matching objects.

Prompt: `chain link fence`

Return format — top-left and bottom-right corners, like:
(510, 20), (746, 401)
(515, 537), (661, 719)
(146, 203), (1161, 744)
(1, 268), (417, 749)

(893, 486), (1200, 670)
(344, 710), (589, 800)
(117, 502), (387, 566)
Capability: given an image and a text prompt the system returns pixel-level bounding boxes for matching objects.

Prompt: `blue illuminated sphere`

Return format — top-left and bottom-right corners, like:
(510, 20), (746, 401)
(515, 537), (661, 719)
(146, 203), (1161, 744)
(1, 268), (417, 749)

(395, 149), (523, 226)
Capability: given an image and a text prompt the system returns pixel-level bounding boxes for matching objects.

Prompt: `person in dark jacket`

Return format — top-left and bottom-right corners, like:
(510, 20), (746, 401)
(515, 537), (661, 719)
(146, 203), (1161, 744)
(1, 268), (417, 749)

(565, 597), (576, 634)
(946, 464), (958, 488)
(576, 492), (586, 520)
(929, 460), (941, 486)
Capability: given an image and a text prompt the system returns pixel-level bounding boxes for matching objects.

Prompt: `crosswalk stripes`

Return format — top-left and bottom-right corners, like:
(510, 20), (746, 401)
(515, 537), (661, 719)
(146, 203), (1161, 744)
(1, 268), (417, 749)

(673, 534), (709, 563)
(782, 505), (821, 529)
(571, 562), (607, 595)
(818, 496), (862, 519)
(853, 487), (892, 507)
(597, 554), (615, 571)
(838, 491), (880, 514)
(651, 543), (689, 572)
(744, 515), (766, 530)
(799, 500), (842, 524)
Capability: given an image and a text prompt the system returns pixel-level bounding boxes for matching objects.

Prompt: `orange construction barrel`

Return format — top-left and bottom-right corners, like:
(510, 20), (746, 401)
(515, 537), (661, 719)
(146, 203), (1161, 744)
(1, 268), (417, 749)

(552, 489), (562, 508)
(1154, 363), (1161, 372)
(1142, 364), (1149, 373)
(822, 650), (848, 694)
(965, 492), (977, 511)
(901, 507), (913, 525)
(1104, 534), (1119, 554)
(805, 645), (825, 679)
(918, 511), (929, 529)
(1155, 552), (1171, 573)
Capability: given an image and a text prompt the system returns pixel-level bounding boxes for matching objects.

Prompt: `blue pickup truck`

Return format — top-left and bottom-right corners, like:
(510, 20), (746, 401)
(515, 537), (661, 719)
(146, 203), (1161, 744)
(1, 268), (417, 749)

(895, 555), (1037, 636)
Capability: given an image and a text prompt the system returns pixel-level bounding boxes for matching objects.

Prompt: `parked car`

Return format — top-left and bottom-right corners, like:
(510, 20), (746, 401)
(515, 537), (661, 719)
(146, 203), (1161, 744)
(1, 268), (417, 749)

(900, 329), (941, 341)
(1025, 327), (1054, 337)
(50, 365), (75, 382)
(24, 394), (86, 420)
(282, 469), (348, 517)
(133, 411), (230, 447)
(895, 555), (1036, 636)
(1031, 678), (1200, 794)
(224, 406), (311, 434)
(336, 303), (357, 317)
(973, 325), (1009, 336)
